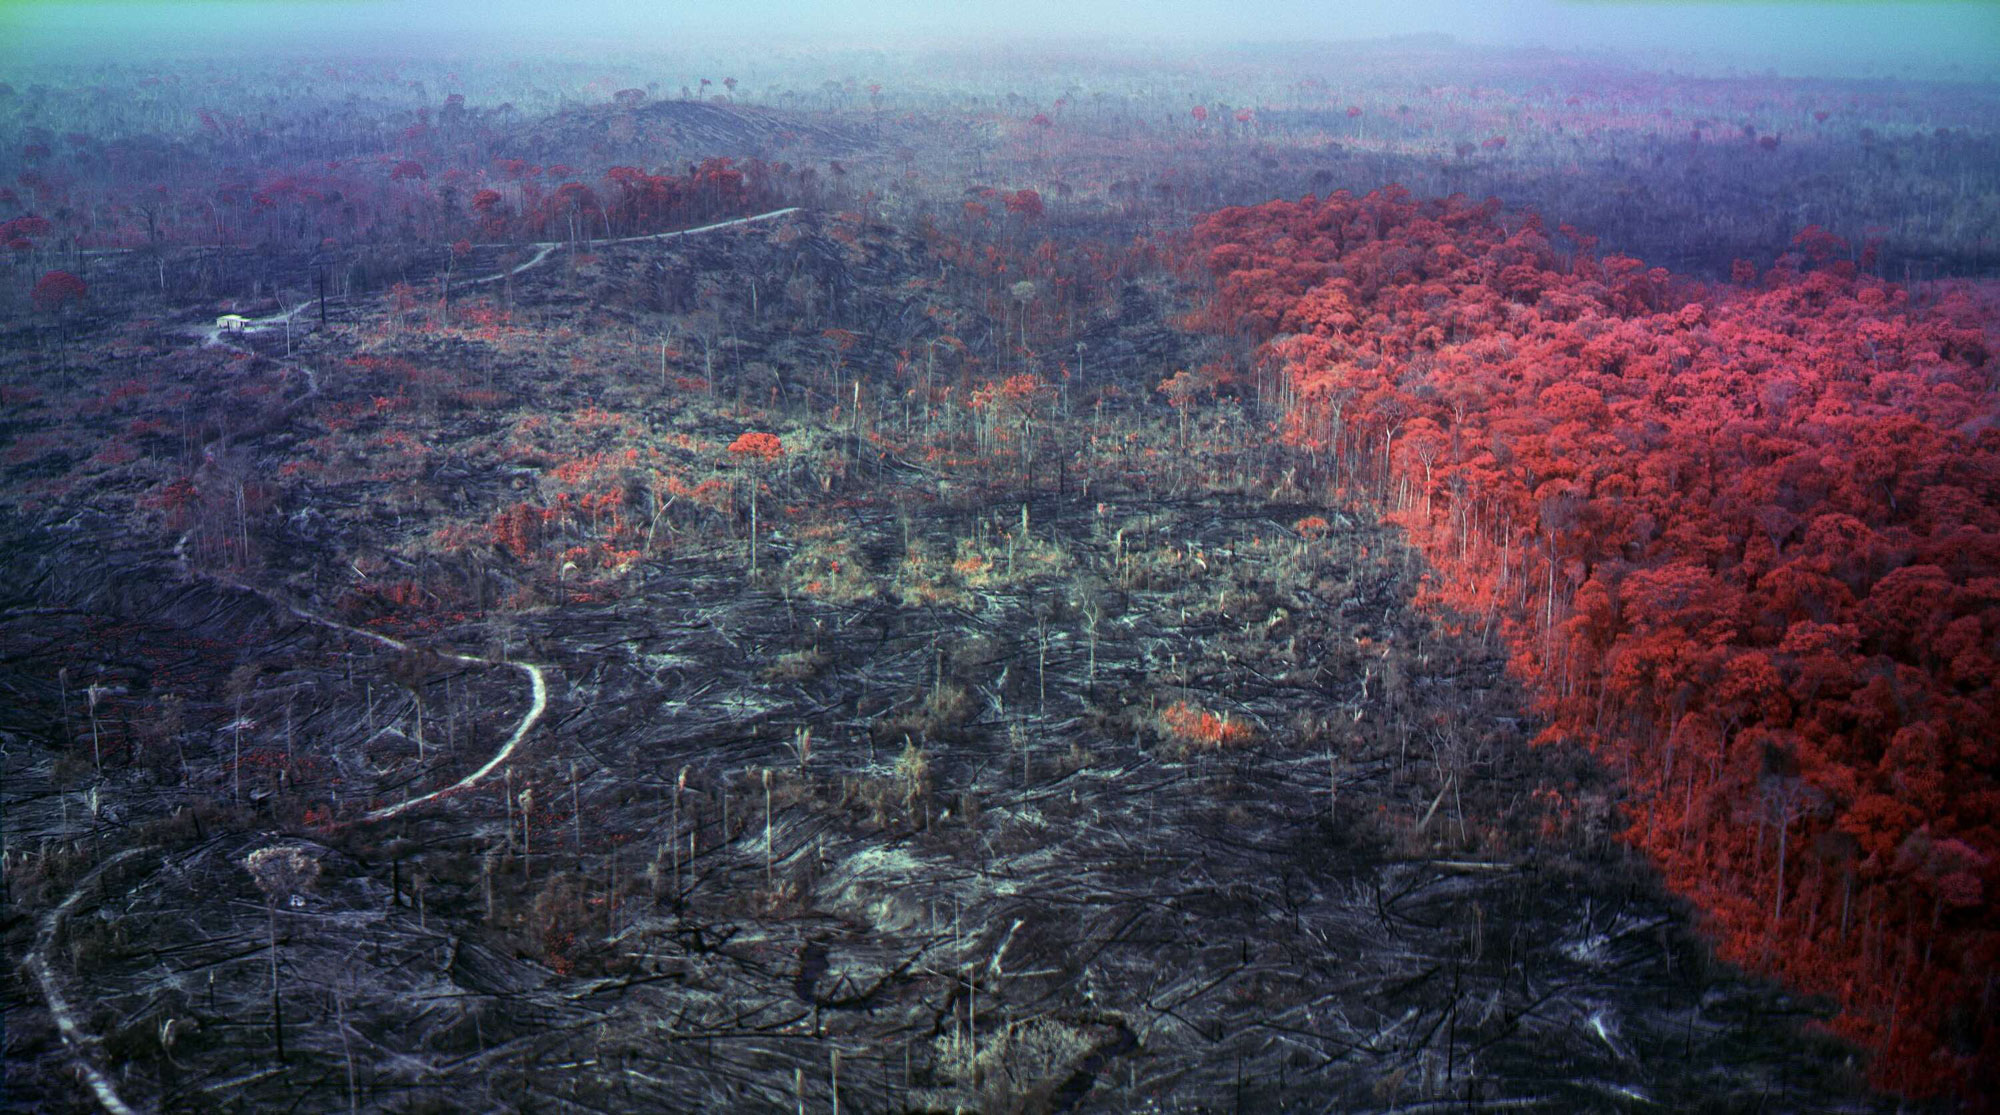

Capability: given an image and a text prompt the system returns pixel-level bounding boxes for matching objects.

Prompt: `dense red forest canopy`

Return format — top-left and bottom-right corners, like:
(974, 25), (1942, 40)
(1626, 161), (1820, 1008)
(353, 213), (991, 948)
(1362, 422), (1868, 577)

(1189, 187), (1999, 1101)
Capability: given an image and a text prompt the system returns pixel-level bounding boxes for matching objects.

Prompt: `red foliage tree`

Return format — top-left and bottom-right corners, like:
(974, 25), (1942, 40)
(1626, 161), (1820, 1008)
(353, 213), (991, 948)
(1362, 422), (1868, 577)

(727, 432), (785, 464)
(31, 269), (86, 313)
(2, 215), (51, 243)
(728, 432), (784, 573)
(1003, 188), (1044, 222)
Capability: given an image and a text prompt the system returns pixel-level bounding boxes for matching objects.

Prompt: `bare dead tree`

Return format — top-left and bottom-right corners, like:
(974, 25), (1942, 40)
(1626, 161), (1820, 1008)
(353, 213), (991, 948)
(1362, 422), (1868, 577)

(243, 845), (321, 1063)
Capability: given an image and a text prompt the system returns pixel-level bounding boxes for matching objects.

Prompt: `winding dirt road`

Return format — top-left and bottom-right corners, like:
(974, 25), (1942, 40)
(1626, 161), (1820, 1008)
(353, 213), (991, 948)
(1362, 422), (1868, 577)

(197, 207), (802, 347)
(31, 206), (805, 1115)
(189, 204), (804, 818)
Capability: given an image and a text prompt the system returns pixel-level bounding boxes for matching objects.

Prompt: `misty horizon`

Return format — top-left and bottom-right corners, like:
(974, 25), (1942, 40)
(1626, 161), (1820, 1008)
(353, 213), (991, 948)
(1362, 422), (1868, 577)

(5, 1), (1999, 79)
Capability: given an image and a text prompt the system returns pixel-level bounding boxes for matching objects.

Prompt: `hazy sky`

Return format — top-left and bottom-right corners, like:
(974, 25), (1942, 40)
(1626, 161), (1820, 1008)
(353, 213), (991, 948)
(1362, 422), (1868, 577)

(6, 1), (1997, 77)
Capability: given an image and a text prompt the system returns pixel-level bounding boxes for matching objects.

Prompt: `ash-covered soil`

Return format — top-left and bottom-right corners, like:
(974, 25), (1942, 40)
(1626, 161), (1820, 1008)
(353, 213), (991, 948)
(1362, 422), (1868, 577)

(2, 209), (1883, 1113)
(4, 493), (1880, 1113)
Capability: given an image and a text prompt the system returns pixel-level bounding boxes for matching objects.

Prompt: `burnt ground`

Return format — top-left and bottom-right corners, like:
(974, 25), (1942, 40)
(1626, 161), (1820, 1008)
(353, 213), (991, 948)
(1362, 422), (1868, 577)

(3, 209), (1887, 1113)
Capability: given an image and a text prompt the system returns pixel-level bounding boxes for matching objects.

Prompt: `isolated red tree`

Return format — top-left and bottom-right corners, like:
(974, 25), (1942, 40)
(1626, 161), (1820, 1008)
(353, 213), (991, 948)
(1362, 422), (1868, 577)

(727, 432), (784, 464)
(31, 269), (86, 313)
(728, 433), (785, 573)
(1003, 188), (1044, 221)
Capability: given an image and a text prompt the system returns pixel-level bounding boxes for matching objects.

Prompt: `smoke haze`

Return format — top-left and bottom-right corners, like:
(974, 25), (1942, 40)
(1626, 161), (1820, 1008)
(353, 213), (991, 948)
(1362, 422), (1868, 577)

(6, 1), (1997, 77)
